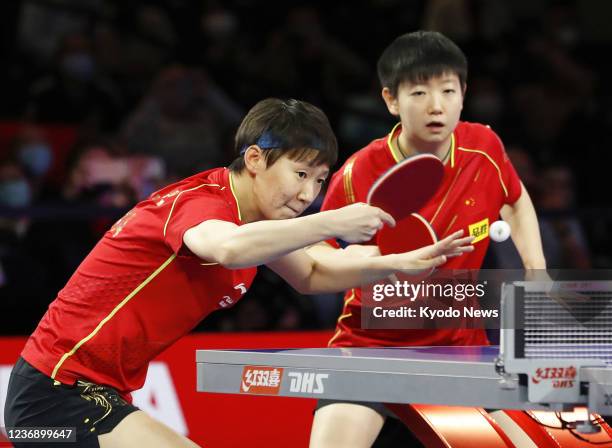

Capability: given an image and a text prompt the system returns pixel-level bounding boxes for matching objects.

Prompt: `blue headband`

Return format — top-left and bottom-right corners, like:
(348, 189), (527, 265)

(240, 132), (285, 155)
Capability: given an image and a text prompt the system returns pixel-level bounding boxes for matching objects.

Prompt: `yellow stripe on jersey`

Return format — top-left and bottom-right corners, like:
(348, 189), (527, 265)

(51, 254), (177, 383)
(342, 158), (357, 204)
(457, 147), (508, 197)
(328, 289), (356, 347)
(163, 183), (222, 237)
(442, 214), (459, 238)
(430, 166), (463, 225)
(228, 172), (242, 221)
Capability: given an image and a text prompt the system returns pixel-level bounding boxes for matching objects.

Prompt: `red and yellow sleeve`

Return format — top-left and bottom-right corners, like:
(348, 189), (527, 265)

(488, 130), (522, 204)
(320, 156), (362, 248)
(162, 190), (235, 254)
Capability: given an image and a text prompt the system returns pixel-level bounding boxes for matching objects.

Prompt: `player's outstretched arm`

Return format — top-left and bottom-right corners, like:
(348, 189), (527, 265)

(267, 231), (474, 294)
(306, 242), (381, 261)
(500, 184), (546, 270)
(183, 203), (395, 269)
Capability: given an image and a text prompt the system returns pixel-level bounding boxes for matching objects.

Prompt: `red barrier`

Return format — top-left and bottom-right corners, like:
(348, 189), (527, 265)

(0, 331), (333, 447)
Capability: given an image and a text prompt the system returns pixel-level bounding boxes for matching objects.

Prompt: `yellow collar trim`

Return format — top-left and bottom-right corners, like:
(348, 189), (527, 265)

(386, 123), (456, 166)
(450, 133), (456, 168)
(228, 171), (243, 222)
(386, 123), (403, 163)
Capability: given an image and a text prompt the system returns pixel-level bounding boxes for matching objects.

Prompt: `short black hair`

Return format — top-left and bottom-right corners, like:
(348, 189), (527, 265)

(229, 98), (337, 172)
(377, 31), (468, 96)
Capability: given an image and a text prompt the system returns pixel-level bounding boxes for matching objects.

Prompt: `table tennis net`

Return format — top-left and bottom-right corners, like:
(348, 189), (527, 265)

(520, 289), (612, 365)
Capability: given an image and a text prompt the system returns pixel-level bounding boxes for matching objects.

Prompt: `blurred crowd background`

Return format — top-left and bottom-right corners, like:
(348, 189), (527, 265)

(1, 0), (611, 335)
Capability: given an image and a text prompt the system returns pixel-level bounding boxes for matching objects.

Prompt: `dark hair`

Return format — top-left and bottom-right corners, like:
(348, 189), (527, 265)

(377, 31), (468, 96)
(229, 98), (337, 172)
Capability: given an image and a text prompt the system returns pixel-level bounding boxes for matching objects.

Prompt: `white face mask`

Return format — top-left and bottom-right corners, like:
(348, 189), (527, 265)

(0, 179), (32, 208)
(18, 143), (53, 177)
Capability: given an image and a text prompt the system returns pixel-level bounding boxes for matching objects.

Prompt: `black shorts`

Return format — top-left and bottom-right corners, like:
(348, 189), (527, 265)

(3, 357), (139, 448)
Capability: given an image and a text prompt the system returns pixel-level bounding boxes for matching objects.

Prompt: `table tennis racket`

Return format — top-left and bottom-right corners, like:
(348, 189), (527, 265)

(377, 213), (438, 255)
(367, 153), (444, 221)
(377, 213), (439, 278)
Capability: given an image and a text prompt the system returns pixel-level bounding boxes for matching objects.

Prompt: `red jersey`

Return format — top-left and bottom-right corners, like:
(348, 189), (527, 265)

(22, 168), (257, 395)
(322, 122), (522, 347)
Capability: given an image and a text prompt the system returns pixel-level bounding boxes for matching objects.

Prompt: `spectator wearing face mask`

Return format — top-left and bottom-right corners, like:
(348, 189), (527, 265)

(22, 143), (137, 299)
(24, 32), (124, 133)
(15, 138), (53, 181)
(7, 127), (54, 200)
(0, 159), (51, 334)
(0, 163), (32, 211)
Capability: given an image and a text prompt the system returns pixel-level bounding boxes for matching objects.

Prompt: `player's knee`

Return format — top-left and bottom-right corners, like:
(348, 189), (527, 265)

(99, 411), (199, 448)
(310, 404), (384, 448)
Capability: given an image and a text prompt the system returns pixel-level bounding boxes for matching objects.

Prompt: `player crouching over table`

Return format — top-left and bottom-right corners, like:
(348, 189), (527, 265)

(3, 98), (474, 448)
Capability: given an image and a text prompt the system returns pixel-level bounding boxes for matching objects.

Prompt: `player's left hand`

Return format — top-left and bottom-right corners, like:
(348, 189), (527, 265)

(391, 230), (474, 274)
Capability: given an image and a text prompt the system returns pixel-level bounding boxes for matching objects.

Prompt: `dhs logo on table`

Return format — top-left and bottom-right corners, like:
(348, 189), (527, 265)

(531, 366), (577, 388)
(240, 366), (283, 395)
(288, 371), (329, 394)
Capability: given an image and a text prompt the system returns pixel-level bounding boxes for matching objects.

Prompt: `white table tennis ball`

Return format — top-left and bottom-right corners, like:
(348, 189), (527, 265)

(489, 220), (511, 242)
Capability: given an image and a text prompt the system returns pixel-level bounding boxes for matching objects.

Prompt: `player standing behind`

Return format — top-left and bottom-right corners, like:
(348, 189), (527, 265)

(308, 31), (547, 447)
(4, 98), (474, 448)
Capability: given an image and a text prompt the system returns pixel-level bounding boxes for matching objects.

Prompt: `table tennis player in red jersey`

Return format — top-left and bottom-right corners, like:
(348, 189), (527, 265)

(4, 98), (475, 448)
(308, 31), (547, 447)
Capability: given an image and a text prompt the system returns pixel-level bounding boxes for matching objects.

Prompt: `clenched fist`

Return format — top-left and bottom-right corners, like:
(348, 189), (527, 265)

(323, 203), (395, 243)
